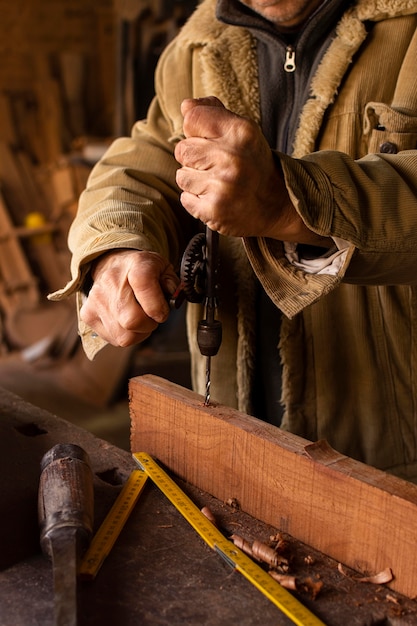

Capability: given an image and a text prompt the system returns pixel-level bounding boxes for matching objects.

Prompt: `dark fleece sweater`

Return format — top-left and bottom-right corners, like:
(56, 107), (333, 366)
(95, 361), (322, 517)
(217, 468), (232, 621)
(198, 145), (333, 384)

(216, 0), (349, 424)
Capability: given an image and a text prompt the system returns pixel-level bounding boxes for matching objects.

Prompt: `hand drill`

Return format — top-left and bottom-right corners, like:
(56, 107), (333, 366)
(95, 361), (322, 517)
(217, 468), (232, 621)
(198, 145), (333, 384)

(171, 225), (222, 405)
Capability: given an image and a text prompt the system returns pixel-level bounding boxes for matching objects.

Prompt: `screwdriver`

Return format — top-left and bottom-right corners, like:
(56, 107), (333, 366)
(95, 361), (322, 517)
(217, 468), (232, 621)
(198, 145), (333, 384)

(197, 226), (222, 405)
(38, 443), (94, 626)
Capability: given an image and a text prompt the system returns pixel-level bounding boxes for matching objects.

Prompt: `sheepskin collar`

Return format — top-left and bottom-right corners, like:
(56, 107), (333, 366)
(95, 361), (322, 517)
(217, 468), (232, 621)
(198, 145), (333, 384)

(180, 0), (417, 44)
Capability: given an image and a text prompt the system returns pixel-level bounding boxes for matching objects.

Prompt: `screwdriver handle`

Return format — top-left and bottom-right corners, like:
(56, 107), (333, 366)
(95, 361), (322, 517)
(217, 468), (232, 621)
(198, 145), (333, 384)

(38, 444), (94, 558)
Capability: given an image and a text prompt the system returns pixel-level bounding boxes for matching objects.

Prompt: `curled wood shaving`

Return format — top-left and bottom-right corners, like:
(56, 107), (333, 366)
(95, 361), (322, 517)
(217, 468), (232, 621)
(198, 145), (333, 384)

(269, 532), (286, 546)
(337, 563), (394, 585)
(269, 571), (297, 590)
(385, 593), (400, 605)
(231, 535), (289, 570)
(299, 577), (323, 600)
(252, 540), (289, 569)
(201, 506), (217, 526)
(269, 533), (291, 556)
(269, 572), (323, 599)
(230, 534), (253, 558)
(225, 497), (240, 510)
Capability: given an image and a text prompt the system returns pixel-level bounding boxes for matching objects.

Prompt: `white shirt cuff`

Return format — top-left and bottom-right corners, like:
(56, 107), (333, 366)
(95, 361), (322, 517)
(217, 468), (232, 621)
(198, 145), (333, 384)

(284, 237), (351, 276)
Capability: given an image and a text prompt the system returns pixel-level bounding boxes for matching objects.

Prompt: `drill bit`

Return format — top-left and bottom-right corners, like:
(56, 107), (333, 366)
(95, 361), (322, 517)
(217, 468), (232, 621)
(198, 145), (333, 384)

(205, 356), (211, 406)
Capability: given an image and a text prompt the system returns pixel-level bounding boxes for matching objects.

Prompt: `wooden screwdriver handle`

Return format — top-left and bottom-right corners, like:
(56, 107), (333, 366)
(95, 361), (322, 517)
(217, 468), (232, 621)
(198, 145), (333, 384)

(38, 444), (94, 558)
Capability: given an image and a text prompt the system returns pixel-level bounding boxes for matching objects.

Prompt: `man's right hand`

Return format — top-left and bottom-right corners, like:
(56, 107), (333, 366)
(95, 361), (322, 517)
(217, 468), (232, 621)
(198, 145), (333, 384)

(80, 249), (180, 347)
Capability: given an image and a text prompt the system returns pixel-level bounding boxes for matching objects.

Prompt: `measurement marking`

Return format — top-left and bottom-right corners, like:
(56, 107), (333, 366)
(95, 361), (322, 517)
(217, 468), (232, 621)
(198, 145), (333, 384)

(133, 452), (326, 626)
(79, 469), (148, 580)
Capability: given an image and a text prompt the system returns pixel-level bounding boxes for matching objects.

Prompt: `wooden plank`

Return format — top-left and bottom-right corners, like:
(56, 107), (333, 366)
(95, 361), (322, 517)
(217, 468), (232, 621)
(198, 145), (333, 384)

(11, 91), (50, 164)
(0, 189), (40, 313)
(0, 93), (16, 144)
(58, 52), (86, 138)
(0, 141), (34, 222)
(50, 163), (76, 211)
(34, 54), (67, 162)
(95, 7), (117, 135)
(129, 374), (417, 599)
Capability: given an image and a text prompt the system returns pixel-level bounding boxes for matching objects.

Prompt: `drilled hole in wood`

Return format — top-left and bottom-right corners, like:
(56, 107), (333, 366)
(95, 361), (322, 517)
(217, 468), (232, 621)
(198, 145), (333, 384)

(14, 422), (47, 437)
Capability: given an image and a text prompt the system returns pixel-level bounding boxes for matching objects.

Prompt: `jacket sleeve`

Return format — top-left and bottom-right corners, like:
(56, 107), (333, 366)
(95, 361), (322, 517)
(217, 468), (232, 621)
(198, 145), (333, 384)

(46, 40), (199, 359)
(244, 148), (417, 317)
(49, 38), (199, 304)
(51, 102), (190, 301)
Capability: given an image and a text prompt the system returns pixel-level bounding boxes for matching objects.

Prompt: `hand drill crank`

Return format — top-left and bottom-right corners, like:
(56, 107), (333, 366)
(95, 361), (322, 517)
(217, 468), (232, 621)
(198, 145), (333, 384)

(172, 225), (222, 405)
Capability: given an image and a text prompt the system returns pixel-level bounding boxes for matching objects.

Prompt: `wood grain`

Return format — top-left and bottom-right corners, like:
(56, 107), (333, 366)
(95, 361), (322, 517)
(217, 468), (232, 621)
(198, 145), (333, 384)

(130, 374), (417, 598)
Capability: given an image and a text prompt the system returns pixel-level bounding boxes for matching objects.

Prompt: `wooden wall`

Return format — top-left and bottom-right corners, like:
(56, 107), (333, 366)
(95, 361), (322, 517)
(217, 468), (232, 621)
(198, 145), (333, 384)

(0, 0), (116, 149)
(0, 0), (116, 353)
(0, 0), (197, 356)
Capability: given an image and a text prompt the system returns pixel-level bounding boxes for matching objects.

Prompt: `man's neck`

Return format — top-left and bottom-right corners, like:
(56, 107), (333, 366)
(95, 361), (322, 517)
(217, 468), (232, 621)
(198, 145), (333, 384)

(216, 0), (342, 38)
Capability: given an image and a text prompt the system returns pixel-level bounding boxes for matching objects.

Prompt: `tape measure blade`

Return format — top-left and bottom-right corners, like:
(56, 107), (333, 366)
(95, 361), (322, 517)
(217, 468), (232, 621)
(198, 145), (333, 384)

(79, 469), (148, 580)
(133, 453), (326, 626)
(217, 538), (325, 626)
(236, 564), (324, 626)
(133, 452), (220, 549)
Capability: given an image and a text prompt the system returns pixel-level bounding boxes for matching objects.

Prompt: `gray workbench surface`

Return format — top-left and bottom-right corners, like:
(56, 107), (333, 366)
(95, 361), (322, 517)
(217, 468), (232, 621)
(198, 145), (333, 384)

(1, 387), (416, 626)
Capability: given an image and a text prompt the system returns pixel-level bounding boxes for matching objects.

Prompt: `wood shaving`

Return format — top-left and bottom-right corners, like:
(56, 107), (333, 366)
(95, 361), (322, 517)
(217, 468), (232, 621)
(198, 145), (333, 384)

(269, 572), (323, 599)
(299, 577), (323, 600)
(269, 571), (297, 590)
(230, 533), (253, 558)
(337, 563), (393, 584)
(269, 533), (290, 556)
(201, 506), (217, 526)
(230, 535), (289, 570)
(385, 593), (400, 604)
(252, 540), (289, 569)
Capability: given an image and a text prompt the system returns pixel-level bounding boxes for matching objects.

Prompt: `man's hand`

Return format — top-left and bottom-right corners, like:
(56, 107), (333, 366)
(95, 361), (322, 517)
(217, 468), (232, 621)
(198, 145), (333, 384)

(80, 250), (179, 347)
(174, 96), (308, 241)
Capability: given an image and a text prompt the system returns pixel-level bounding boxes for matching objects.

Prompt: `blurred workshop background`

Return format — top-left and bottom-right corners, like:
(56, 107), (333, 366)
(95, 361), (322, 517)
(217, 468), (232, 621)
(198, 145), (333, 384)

(0, 0), (199, 450)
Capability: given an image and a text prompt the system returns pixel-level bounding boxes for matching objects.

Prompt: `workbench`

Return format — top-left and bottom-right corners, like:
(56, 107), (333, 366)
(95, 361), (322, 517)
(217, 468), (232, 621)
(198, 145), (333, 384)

(1, 385), (417, 626)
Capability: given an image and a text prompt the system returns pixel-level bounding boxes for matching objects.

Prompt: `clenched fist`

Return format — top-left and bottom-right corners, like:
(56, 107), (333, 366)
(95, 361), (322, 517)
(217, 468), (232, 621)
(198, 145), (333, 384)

(80, 250), (179, 347)
(174, 96), (304, 240)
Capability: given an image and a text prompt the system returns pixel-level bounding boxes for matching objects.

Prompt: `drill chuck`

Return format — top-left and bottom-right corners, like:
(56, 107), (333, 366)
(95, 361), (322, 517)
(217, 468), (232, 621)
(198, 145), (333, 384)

(197, 319), (222, 357)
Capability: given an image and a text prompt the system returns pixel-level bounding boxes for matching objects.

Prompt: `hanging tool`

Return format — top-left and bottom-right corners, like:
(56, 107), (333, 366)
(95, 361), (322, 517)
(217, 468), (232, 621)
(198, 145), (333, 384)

(172, 225), (222, 405)
(38, 443), (94, 626)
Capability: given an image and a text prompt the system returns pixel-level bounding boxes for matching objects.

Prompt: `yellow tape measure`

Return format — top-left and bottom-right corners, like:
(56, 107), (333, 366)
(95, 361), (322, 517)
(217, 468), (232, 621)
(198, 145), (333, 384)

(133, 452), (326, 626)
(79, 469), (148, 580)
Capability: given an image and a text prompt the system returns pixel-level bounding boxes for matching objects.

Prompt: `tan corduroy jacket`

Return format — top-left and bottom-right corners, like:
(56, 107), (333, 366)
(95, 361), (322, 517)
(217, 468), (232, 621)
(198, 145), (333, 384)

(51, 0), (417, 480)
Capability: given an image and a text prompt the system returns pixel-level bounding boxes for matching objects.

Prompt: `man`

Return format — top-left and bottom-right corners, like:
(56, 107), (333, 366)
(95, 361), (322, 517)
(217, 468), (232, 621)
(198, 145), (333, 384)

(50, 0), (417, 481)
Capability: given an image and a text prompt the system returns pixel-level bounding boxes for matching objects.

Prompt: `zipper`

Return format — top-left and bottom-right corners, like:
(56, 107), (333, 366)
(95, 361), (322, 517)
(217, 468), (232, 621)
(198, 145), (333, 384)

(284, 45), (296, 72)
(281, 44), (296, 151)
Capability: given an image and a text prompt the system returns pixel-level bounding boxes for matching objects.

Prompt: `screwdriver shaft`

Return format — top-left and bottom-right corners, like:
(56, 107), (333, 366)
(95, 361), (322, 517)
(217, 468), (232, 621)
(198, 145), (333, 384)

(50, 527), (78, 626)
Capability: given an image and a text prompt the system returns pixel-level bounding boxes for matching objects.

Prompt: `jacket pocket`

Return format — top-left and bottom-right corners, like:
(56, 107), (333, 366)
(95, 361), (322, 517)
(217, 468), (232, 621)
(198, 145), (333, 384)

(363, 102), (417, 153)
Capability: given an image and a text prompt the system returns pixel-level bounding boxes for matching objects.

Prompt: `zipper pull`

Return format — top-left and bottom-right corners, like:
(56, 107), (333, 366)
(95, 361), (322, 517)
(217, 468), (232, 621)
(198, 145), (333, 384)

(284, 46), (296, 72)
